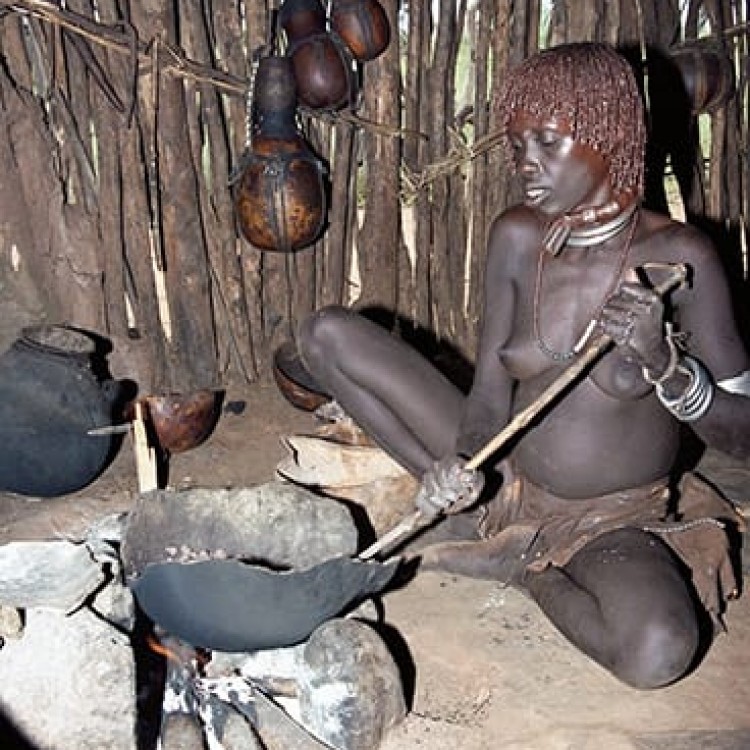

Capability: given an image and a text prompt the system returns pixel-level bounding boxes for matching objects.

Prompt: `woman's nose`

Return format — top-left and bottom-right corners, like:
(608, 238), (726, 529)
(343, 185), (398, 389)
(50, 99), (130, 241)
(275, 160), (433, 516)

(520, 148), (540, 175)
(515, 138), (542, 173)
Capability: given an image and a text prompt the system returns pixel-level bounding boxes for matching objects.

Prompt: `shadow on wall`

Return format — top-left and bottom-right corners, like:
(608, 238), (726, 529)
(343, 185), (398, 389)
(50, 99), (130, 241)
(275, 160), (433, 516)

(621, 44), (750, 350)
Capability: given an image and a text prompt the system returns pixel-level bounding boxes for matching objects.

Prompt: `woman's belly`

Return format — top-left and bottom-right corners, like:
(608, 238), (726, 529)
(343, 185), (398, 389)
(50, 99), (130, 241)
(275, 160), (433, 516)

(511, 376), (681, 499)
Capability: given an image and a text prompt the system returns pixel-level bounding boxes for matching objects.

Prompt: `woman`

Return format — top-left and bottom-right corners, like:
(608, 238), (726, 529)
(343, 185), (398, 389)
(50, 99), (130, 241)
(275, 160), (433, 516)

(296, 43), (749, 688)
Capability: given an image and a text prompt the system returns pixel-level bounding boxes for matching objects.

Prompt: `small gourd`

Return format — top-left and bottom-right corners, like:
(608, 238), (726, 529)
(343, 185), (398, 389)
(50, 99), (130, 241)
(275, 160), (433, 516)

(330, 0), (390, 62)
(279, 0), (354, 111)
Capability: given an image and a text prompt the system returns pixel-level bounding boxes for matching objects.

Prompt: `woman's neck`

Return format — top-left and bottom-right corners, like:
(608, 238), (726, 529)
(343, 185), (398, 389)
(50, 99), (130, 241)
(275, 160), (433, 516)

(566, 201), (639, 248)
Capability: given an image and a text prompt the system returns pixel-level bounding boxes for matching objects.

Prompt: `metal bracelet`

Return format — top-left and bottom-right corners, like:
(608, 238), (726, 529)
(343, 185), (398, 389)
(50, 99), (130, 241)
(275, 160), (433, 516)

(718, 369), (750, 396)
(656, 355), (714, 422)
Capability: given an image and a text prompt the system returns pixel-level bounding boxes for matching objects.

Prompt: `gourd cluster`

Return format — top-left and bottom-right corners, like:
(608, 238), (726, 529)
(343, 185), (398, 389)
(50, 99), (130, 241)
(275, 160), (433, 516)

(233, 0), (390, 253)
(281, 0), (390, 111)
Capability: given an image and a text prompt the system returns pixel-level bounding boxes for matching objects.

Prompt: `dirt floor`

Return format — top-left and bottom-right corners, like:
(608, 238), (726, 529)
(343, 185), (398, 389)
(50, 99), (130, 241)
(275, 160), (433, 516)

(1, 378), (750, 750)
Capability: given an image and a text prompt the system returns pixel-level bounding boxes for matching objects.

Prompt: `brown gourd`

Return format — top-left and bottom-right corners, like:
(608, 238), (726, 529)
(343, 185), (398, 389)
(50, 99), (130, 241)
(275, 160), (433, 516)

(279, 0), (354, 111)
(233, 56), (327, 252)
(669, 41), (735, 114)
(330, 0), (390, 62)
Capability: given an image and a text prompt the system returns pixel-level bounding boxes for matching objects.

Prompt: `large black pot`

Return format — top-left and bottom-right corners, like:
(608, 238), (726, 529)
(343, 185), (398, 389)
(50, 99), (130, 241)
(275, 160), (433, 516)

(0, 325), (125, 497)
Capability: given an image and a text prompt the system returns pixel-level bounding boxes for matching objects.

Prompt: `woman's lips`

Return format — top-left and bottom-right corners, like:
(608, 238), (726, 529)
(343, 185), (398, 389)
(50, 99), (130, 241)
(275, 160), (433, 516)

(524, 186), (550, 206)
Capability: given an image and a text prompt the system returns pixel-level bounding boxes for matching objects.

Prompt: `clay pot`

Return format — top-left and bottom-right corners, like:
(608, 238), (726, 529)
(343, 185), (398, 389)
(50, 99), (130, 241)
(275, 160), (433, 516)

(670, 41), (735, 114)
(136, 390), (222, 454)
(331, 0), (390, 62)
(0, 325), (124, 497)
(234, 56), (328, 252)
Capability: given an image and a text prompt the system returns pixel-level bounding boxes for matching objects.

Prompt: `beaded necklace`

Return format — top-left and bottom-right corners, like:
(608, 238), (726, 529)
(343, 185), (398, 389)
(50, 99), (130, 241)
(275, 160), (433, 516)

(533, 208), (639, 362)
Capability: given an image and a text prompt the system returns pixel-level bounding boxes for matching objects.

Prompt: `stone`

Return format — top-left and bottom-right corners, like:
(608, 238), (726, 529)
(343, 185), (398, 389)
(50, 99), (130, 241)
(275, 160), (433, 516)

(0, 604), (137, 749)
(298, 618), (407, 750)
(0, 539), (105, 611)
(0, 606), (22, 641)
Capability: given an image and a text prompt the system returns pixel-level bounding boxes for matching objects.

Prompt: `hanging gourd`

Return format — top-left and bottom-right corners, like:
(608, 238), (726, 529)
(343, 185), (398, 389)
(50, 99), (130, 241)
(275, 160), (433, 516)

(233, 55), (327, 252)
(279, 0), (354, 111)
(330, 0), (390, 62)
(669, 40), (735, 115)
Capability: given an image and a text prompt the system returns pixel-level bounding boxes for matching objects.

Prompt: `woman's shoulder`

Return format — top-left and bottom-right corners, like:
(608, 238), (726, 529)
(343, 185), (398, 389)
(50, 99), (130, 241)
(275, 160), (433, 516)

(489, 203), (543, 236)
(638, 208), (714, 256)
(487, 205), (543, 259)
(485, 205), (543, 281)
(636, 208), (729, 299)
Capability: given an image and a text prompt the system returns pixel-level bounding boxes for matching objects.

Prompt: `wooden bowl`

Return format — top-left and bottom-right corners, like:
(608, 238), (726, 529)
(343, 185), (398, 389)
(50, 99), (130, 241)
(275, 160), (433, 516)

(273, 341), (330, 412)
(139, 390), (223, 454)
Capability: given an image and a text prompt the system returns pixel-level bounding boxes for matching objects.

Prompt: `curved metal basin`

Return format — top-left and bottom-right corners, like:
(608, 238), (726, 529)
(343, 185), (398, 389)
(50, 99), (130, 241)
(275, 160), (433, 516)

(130, 555), (398, 652)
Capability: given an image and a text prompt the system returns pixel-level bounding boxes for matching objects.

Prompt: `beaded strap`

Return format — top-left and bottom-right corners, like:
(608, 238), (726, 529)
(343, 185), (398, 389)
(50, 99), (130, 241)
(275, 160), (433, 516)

(641, 323), (680, 385)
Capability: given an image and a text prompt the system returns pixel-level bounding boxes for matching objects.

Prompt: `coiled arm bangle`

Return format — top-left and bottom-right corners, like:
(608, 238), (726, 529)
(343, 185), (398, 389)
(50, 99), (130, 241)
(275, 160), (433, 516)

(655, 355), (714, 422)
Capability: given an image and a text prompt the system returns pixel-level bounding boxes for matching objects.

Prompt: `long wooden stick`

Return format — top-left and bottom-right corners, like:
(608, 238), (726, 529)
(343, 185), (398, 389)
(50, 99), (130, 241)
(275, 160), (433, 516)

(359, 263), (688, 560)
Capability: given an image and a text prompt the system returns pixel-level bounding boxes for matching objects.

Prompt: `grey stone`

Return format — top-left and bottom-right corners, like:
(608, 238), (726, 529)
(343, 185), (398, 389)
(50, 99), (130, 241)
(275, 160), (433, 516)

(252, 689), (332, 750)
(298, 618), (407, 750)
(0, 604), (137, 749)
(0, 539), (105, 611)
(215, 708), (264, 750)
(0, 606), (22, 640)
(160, 712), (204, 750)
(122, 481), (360, 578)
(90, 574), (136, 632)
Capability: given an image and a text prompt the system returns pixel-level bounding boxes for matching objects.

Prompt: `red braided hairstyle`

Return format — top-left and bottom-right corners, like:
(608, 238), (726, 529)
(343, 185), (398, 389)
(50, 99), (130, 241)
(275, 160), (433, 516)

(494, 42), (647, 198)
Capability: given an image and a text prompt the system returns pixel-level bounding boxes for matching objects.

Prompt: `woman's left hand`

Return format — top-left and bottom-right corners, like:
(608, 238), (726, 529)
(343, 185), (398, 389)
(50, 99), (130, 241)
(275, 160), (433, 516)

(598, 279), (672, 376)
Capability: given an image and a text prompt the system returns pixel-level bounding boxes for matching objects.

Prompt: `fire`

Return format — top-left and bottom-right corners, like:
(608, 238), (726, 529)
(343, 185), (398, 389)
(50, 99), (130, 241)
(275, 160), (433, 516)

(145, 633), (210, 668)
(146, 633), (181, 663)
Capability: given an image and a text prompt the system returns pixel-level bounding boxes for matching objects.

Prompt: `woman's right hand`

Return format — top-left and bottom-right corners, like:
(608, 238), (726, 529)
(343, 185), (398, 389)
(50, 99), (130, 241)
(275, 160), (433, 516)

(414, 455), (485, 517)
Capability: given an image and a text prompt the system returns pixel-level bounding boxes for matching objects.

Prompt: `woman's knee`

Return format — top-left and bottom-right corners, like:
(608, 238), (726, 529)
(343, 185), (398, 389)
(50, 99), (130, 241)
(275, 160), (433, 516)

(614, 613), (700, 689)
(298, 305), (352, 369)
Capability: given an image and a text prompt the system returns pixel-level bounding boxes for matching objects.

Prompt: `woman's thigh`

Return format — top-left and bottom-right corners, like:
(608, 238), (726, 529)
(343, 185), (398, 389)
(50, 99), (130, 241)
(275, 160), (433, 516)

(299, 306), (465, 458)
(529, 527), (702, 688)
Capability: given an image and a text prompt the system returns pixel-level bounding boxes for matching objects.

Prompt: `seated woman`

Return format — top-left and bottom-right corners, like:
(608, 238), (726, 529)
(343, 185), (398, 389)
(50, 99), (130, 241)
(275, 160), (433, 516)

(295, 42), (749, 689)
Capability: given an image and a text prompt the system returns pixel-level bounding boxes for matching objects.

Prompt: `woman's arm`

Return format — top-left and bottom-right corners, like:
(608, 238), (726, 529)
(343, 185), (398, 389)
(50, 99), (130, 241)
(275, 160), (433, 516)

(674, 230), (750, 458)
(454, 213), (522, 458)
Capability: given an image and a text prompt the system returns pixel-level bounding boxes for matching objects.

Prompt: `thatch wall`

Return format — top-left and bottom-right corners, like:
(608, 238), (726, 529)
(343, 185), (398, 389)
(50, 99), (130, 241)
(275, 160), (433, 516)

(0, 0), (747, 393)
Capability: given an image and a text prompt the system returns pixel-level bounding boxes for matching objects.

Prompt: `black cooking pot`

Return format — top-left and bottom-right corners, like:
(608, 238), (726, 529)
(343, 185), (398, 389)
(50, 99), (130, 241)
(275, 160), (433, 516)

(0, 325), (126, 497)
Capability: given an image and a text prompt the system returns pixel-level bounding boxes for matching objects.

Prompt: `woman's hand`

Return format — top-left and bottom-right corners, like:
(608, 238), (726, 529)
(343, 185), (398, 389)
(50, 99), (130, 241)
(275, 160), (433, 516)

(415, 455), (485, 517)
(598, 278), (673, 379)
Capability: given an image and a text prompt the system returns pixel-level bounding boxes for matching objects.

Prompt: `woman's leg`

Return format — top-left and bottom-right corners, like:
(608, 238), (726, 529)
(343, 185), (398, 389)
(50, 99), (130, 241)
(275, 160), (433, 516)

(525, 527), (702, 689)
(298, 306), (465, 476)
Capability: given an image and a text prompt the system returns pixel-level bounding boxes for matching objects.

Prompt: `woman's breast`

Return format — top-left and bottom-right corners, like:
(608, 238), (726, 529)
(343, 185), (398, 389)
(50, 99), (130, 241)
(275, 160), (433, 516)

(497, 331), (552, 381)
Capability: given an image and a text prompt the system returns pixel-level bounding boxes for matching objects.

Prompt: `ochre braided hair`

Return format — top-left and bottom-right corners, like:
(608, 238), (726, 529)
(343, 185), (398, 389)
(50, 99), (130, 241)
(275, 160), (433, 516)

(494, 42), (647, 198)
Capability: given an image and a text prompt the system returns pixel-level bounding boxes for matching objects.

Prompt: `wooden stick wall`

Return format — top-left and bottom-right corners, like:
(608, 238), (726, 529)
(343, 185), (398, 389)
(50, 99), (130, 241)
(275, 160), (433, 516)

(0, 0), (747, 395)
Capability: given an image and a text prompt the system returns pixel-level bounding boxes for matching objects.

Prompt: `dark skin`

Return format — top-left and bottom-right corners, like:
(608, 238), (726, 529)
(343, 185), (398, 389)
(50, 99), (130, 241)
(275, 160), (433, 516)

(298, 112), (750, 689)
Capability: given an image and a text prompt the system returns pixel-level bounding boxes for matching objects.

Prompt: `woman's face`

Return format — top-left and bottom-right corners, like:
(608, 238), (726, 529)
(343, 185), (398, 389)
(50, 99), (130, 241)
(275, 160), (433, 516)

(507, 112), (613, 218)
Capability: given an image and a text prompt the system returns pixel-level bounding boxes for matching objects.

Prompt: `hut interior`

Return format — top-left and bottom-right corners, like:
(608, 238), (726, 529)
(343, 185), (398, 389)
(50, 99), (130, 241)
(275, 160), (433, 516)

(0, 1), (749, 749)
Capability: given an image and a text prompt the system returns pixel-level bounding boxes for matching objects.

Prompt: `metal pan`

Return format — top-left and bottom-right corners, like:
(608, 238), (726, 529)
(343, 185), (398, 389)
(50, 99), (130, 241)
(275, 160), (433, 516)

(122, 483), (399, 652)
(130, 555), (398, 652)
